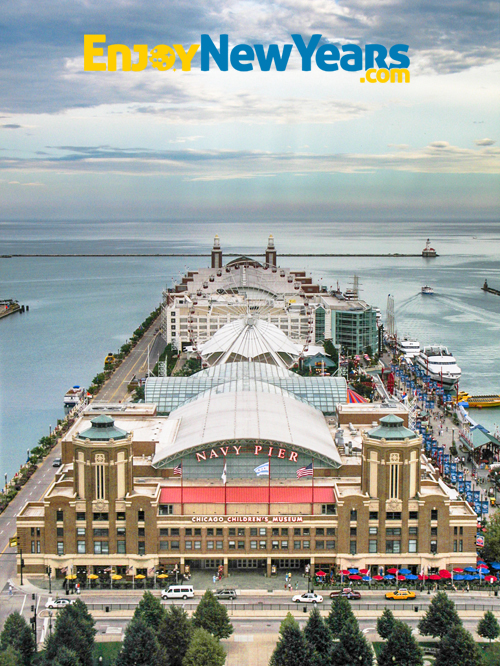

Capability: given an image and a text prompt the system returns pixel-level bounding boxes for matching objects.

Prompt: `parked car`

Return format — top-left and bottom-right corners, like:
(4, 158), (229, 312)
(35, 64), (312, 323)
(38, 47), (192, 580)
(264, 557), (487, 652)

(330, 587), (361, 600)
(385, 588), (416, 600)
(161, 585), (194, 600)
(292, 592), (323, 604)
(45, 598), (75, 609)
(214, 588), (237, 600)
(52, 458), (62, 467)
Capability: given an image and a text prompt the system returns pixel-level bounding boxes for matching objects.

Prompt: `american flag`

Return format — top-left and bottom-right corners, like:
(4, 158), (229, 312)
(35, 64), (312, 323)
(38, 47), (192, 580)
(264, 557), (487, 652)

(147, 567), (156, 575)
(104, 566), (112, 573)
(60, 566), (68, 574)
(126, 566), (134, 574)
(297, 462), (313, 479)
(173, 462), (182, 476)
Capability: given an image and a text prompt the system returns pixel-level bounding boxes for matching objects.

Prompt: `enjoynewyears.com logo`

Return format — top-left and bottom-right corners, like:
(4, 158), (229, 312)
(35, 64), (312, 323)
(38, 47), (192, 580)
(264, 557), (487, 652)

(84, 34), (411, 83)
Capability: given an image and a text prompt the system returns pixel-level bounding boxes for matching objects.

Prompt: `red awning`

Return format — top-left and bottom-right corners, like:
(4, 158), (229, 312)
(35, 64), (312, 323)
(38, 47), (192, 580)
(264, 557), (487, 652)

(159, 486), (335, 505)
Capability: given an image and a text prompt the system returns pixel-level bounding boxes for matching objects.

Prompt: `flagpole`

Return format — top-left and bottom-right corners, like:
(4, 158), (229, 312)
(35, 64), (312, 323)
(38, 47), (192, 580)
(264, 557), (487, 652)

(181, 458), (184, 516)
(311, 458), (314, 516)
(268, 454), (271, 515)
(224, 459), (227, 516)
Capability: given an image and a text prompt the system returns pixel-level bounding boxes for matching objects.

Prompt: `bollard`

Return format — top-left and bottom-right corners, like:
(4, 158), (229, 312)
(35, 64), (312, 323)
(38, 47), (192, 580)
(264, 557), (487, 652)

(105, 606), (110, 613)
(303, 606), (307, 613)
(414, 606), (419, 613)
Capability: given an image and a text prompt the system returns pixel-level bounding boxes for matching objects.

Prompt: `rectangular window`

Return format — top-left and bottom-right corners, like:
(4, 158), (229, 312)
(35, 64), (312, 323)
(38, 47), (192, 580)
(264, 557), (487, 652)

(56, 510), (63, 522)
(409, 539), (418, 553)
(117, 540), (126, 554)
(430, 540), (437, 554)
(170, 541), (179, 550)
(138, 541), (146, 555)
(409, 511), (418, 520)
(229, 541), (236, 550)
(57, 542), (64, 555)
(281, 540), (288, 549)
(185, 541), (192, 550)
(229, 528), (236, 537)
(303, 540), (310, 549)
(453, 526), (458, 535)
(159, 528), (169, 537)
(459, 540), (463, 552)
(207, 541), (214, 550)
(116, 512), (126, 521)
(350, 540), (357, 555)
(238, 541), (245, 549)
(93, 512), (108, 521)
(369, 527), (378, 535)
(326, 540), (335, 550)
(453, 539), (458, 552)
(57, 527), (64, 538)
(302, 528), (310, 537)
(93, 528), (109, 538)
(272, 540), (279, 550)
(76, 512), (85, 521)
(386, 528), (401, 536)
(259, 528), (267, 536)
(386, 512), (402, 521)
(294, 541), (301, 550)
(431, 509), (438, 520)
(409, 526), (418, 535)
(250, 540), (257, 549)
(281, 528), (289, 536)
(431, 527), (438, 536)
(369, 511), (379, 520)
(31, 541), (35, 553)
(77, 540), (86, 554)
(159, 505), (173, 516)
(159, 541), (169, 551)
(216, 541), (223, 550)
(386, 540), (401, 553)
(237, 528), (245, 537)
(326, 528), (336, 536)
(207, 528), (214, 536)
(316, 540), (324, 549)
(350, 527), (357, 537)
(350, 509), (357, 521)
(171, 528), (180, 537)
(138, 510), (145, 521)
(369, 539), (377, 553)
(138, 527), (145, 538)
(272, 528), (280, 536)
(37, 541), (41, 553)
(216, 528), (223, 536)
(117, 527), (126, 537)
(259, 540), (267, 549)
(185, 528), (192, 536)
(250, 528), (257, 537)
(77, 527), (86, 537)
(194, 541), (201, 550)
(459, 527), (463, 535)
(322, 504), (336, 515)
(316, 528), (325, 536)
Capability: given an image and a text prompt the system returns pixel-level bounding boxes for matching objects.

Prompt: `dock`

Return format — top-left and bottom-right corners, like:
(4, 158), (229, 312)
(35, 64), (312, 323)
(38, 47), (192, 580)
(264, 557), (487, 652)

(482, 280), (500, 296)
(0, 300), (28, 319)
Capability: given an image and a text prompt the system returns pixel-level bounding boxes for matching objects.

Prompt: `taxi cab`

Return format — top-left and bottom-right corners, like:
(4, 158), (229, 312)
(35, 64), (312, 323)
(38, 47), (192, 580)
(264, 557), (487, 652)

(385, 588), (416, 600)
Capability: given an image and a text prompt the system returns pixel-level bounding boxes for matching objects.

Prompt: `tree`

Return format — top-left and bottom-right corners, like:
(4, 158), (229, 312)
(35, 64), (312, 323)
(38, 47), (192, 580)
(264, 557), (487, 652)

(417, 591), (462, 638)
(482, 643), (500, 666)
(327, 596), (356, 638)
(157, 605), (191, 666)
(51, 646), (81, 666)
(477, 610), (500, 643)
(377, 607), (397, 640)
(0, 647), (22, 666)
(192, 591), (233, 639)
(303, 606), (332, 666)
(482, 511), (500, 562)
(435, 625), (482, 666)
(377, 621), (423, 666)
(0, 612), (36, 666)
(330, 618), (372, 666)
(182, 628), (226, 666)
(44, 600), (96, 666)
(133, 591), (165, 632)
(269, 618), (310, 666)
(115, 616), (163, 666)
(278, 613), (297, 635)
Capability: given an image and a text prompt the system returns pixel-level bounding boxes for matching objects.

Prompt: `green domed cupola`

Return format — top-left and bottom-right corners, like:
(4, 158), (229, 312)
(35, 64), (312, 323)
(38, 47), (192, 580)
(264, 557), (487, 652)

(78, 414), (128, 441)
(367, 414), (415, 441)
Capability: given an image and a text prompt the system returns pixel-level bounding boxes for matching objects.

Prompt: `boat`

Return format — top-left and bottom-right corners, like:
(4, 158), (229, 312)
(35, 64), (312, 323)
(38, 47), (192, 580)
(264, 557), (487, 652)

(421, 285), (434, 295)
(422, 239), (437, 258)
(64, 386), (85, 409)
(396, 338), (420, 359)
(416, 346), (461, 387)
(456, 392), (500, 409)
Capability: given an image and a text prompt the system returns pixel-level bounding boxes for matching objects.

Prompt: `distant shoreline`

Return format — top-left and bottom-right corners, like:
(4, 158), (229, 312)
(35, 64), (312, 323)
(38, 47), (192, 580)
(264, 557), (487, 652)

(1, 252), (428, 258)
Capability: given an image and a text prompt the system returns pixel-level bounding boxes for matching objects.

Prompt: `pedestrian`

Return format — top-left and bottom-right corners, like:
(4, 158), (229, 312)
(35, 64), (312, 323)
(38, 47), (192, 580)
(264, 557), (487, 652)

(8, 584), (13, 597)
(295, 581), (299, 590)
(288, 583), (292, 592)
(213, 574), (217, 584)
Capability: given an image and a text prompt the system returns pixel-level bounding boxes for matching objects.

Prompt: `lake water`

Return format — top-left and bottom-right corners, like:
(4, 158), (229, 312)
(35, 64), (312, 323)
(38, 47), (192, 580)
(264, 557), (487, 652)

(1, 219), (499, 478)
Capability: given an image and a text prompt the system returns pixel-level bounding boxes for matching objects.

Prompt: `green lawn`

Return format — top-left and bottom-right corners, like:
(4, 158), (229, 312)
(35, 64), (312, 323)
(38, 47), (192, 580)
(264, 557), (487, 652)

(93, 642), (122, 665)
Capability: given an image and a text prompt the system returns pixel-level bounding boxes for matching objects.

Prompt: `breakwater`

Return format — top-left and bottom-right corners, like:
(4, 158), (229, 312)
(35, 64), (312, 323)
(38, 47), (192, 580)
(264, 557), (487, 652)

(2, 253), (424, 258)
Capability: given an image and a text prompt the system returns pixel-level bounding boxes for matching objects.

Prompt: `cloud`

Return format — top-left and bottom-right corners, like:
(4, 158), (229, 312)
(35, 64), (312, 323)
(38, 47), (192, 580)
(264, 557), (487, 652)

(168, 136), (203, 143)
(475, 138), (495, 146)
(1, 124), (22, 129)
(6, 180), (44, 186)
(0, 141), (497, 181)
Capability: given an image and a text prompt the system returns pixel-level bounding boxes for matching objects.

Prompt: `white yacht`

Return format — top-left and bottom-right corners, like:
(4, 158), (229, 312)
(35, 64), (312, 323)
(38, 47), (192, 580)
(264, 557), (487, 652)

(396, 338), (420, 359)
(64, 386), (85, 409)
(416, 346), (461, 387)
(421, 285), (434, 295)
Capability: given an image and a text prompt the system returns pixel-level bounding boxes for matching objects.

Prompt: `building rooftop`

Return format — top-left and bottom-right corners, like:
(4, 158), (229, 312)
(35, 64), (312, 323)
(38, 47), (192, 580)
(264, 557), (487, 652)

(77, 415), (129, 442)
(367, 414), (416, 441)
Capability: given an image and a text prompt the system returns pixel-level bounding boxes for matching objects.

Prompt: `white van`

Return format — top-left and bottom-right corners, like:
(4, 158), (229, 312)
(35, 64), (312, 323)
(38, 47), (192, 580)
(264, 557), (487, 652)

(161, 585), (194, 600)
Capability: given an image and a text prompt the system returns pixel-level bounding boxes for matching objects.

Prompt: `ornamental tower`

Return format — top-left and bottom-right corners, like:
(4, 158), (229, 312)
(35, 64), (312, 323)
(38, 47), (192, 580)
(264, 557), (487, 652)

(211, 234), (223, 269)
(265, 234), (277, 267)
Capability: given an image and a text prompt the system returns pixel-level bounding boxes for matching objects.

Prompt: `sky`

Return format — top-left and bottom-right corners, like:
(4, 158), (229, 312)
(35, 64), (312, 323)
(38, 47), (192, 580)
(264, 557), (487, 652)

(0, 0), (499, 222)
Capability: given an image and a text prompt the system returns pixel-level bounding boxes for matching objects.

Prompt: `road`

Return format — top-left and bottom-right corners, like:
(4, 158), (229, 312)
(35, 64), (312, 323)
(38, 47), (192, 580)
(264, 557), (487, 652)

(94, 320), (165, 403)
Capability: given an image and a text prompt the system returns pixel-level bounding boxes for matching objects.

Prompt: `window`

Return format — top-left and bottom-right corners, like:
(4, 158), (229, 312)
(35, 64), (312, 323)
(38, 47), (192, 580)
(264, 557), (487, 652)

(386, 512), (402, 521)
(294, 541), (301, 550)
(350, 527), (357, 537)
(159, 505), (173, 516)
(326, 528), (336, 536)
(430, 540), (437, 554)
(303, 541), (310, 549)
(369, 511), (379, 520)
(138, 541), (146, 555)
(216, 528), (223, 536)
(170, 541), (179, 550)
(159, 541), (169, 551)
(76, 512), (85, 521)
(31, 541), (35, 553)
(281, 541), (288, 549)
(409, 527), (418, 535)
(229, 541), (236, 550)
(37, 541), (41, 553)
(431, 527), (438, 537)
(259, 528), (267, 536)
(250, 528), (258, 537)
(453, 526), (458, 535)
(386, 540), (400, 553)
(369, 539), (377, 553)
(207, 528), (214, 536)
(350, 541), (357, 555)
(138, 510), (145, 521)
(93, 512), (108, 521)
(326, 540), (335, 550)
(459, 540), (463, 552)
(272, 541), (279, 550)
(316, 528), (324, 536)
(77, 540), (86, 554)
(229, 528), (236, 537)
(281, 528), (289, 536)
(94, 541), (109, 554)
(322, 504), (337, 516)
(369, 527), (378, 535)
(409, 511), (418, 520)
(138, 527), (145, 538)
(459, 526), (463, 535)
(194, 528), (201, 536)
(117, 540), (126, 554)
(95, 454), (106, 500)
(238, 541), (245, 549)
(117, 527), (126, 538)
(93, 528), (109, 537)
(185, 528), (192, 536)
(272, 528), (280, 536)
(116, 512), (126, 521)
(259, 541), (267, 549)
(250, 541), (257, 549)
(350, 509), (357, 521)
(57, 527), (64, 538)
(409, 539), (418, 553)
(77, 527), (86, 537)
(453, 540), (458, 552)
(207, 541), (214, 550)
(389, 453), (399, 499)
(303, 529), (310, 537)
(216, 541), (223, 550)
(294, 528), (301, 536)
(185, 541), (192, 550)
(431, 509), (438, 521)
(56, 510), (63, 522)
(171, 528), (180, 537)
(386, 528), (401, 536)
(316, 540), (324, 549)
(159, 528), (169, 537)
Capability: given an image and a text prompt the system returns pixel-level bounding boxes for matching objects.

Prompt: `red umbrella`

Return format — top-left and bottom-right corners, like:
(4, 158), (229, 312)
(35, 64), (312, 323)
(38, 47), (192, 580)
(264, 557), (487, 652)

(439, 570), (452, 578)
(453, 568), (464, 573)
(485, 575), (497, 583)
(316, 570), (327, 576)
(340, 570), (350, 575)
(418, 574), (428, 580)
(387, 568), (399, 574)
(359, 569), (369, 575)
(349, 574), (362, 580)
(478, 564), (489, 570)
(396, 575), (406, 581)
(372, 575), (384, 581)
(428, 574), (441, 581)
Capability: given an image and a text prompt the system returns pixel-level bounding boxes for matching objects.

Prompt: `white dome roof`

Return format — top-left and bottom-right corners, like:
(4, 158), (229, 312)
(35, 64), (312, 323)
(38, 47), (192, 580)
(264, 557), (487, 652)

(199, 317), (302, 369)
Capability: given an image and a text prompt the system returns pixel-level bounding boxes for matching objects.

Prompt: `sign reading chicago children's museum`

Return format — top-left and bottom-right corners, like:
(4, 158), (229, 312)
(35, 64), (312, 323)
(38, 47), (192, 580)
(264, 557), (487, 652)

(191, 515), (304, 523)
